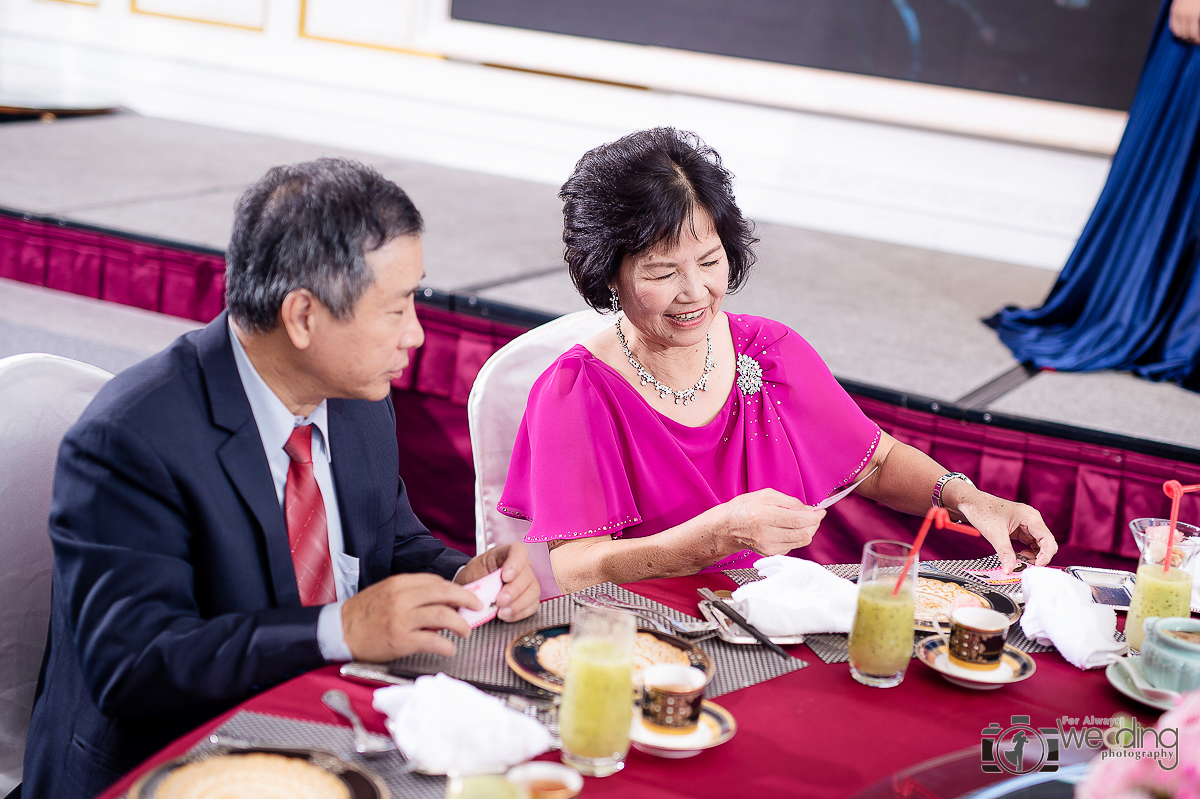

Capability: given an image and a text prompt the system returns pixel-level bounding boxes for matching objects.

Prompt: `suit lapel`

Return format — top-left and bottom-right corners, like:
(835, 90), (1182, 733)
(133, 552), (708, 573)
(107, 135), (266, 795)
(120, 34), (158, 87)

(198, 313), (300, 607)
(328, 400), (378, 581)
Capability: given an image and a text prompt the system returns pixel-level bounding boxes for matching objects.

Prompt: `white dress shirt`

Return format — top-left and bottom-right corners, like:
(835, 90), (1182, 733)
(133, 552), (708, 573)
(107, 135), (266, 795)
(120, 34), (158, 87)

(228, 320), (354, 661)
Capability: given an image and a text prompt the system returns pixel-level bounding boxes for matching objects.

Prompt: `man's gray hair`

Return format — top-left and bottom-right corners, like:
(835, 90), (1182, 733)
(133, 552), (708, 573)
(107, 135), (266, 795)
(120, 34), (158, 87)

(224, 158), (423, 333)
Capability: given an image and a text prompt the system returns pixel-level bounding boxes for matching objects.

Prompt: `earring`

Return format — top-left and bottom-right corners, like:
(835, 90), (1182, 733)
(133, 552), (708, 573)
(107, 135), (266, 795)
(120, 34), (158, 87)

(609, 286), (621, 312)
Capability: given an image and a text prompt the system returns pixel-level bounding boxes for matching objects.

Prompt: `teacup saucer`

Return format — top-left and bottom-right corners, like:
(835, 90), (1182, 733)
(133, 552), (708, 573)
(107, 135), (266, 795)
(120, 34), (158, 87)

(629, 700), (736, 758)
(1104, 658), (1176, 712)
(915, 637), (1036, 690)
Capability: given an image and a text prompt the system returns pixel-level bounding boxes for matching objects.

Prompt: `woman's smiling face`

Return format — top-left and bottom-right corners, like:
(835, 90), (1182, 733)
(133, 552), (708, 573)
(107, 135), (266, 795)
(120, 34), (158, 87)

(614, 207), (728, 353)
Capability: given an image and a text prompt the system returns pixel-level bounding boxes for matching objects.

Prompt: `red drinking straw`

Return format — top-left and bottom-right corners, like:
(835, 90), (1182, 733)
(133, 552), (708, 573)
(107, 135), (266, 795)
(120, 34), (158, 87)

(892, 506), (983, 596)
(1161, 480), (1200, 574)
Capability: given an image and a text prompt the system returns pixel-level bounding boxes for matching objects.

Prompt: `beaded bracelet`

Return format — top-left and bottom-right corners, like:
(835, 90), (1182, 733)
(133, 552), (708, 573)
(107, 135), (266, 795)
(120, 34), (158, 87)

(931, 472), (973, 508)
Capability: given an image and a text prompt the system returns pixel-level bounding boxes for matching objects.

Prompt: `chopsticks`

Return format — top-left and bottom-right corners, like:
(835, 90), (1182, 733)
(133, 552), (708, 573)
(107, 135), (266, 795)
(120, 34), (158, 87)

(697, 587), (793, 661)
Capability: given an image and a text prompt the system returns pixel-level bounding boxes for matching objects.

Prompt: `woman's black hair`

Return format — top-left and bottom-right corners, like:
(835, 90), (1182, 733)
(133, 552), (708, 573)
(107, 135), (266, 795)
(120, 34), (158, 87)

(559, 128), (757, 311)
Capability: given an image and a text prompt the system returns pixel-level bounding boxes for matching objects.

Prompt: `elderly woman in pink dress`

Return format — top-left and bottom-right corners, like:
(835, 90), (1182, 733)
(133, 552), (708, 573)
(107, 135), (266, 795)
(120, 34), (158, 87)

(499, 128), (1057, 593)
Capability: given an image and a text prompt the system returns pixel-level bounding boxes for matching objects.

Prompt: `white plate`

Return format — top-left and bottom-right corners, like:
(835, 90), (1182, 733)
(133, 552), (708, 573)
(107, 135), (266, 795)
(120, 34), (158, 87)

(629, 701), (736, 758)
(915, 637), (1036, 690)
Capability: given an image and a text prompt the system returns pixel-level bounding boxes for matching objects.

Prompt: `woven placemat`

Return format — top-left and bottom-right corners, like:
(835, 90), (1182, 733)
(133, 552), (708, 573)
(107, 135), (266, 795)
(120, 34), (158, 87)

(581, 586), (809, 697)
(142, 710), (447, 799)
(728, 556), (1023, 592)
(387, 583), (806, 698)
(726, 558), (1071, 664)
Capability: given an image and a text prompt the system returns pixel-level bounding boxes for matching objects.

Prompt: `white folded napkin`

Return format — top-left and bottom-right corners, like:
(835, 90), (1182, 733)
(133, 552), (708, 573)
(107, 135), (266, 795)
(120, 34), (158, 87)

(1020, 566), (1127, 670)
(730, 555), (858, 636)
(372, 674), (552, 775)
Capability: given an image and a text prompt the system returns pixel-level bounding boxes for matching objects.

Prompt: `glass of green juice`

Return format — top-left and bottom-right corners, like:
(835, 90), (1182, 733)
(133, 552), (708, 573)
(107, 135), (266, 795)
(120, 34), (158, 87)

(444, 773), (529, 799)
(1126, 518), (1200, 652)
(558, 605), (635, 777)
(848, 540), (917, 688)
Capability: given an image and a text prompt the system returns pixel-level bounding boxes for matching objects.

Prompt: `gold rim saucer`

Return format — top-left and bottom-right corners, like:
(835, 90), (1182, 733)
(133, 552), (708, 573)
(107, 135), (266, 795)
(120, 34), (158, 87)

(915, 636), (1036, 690)
(505, 624), (714, 694)
(912, 574), (1023, 631)
(629, 700), (736, 758)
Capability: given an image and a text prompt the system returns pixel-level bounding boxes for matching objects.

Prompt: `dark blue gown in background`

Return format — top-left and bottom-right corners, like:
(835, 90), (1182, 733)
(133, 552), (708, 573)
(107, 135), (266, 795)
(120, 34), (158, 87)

(989, 1), (1200, 391)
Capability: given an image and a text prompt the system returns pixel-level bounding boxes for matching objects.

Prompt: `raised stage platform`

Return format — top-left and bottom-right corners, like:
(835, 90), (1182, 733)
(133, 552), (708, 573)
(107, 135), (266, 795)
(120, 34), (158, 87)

(2, 112), (1198, 563)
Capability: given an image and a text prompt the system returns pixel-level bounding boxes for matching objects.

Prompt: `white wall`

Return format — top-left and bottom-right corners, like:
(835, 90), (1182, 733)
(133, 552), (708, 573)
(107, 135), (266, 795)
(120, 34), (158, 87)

(0, 0), (1118, 270)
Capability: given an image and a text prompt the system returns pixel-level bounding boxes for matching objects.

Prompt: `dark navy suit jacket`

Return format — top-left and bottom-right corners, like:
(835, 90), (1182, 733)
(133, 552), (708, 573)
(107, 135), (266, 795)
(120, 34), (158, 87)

(22, 313), (469, 798)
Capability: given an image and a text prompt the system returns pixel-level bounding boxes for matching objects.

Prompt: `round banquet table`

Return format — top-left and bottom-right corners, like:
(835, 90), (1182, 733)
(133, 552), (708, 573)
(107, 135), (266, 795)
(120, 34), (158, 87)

(97, 572), (1161, 799)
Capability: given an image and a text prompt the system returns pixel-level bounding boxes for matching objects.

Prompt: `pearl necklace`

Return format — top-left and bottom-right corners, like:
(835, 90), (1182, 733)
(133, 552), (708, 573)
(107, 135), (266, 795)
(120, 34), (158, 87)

(615, 315), (715, 405)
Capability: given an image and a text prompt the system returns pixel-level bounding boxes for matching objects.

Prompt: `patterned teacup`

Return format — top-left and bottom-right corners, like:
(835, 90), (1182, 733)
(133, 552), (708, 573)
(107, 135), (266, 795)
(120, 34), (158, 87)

(937, 607), (1011, 671)
(640, 664), (708, 734)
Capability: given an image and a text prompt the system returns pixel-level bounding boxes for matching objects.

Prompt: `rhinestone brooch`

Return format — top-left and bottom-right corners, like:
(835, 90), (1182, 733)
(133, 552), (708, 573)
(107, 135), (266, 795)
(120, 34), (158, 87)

(736, 354), (763, 396)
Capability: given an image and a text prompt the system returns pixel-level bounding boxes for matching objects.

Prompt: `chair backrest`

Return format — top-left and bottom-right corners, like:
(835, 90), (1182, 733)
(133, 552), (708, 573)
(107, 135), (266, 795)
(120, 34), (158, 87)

(0, 354), (112, 793)
(468, 310), (612, 600)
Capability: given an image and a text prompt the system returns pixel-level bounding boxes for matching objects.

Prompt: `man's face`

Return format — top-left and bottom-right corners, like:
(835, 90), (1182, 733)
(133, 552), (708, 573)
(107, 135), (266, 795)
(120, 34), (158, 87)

(304, 234), (425, 402)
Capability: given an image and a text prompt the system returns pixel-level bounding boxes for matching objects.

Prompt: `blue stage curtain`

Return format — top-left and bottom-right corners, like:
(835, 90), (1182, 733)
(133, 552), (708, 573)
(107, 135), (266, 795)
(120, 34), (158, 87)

(988, 0), (1200, 391)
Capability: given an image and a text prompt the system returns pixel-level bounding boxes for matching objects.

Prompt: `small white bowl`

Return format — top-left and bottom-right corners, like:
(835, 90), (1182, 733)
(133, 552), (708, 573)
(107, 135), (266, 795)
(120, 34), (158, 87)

(506, 762), (584, 799)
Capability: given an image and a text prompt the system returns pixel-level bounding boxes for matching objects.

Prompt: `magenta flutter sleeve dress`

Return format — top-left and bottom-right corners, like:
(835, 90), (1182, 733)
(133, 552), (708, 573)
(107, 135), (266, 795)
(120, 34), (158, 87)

(498, 313), (882, 572)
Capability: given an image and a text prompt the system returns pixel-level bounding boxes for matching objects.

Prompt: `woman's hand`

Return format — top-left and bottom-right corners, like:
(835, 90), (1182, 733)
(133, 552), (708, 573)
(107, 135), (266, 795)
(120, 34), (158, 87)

(545, 488), (824, 593)
(1171, 0), (1200, 44)
(721, 488), (826, 556)
(951, 488), (1058, 574)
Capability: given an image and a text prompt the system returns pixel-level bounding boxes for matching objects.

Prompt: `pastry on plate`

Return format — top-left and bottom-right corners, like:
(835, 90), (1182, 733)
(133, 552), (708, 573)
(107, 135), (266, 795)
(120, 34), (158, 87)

(154, 752), (350, 799)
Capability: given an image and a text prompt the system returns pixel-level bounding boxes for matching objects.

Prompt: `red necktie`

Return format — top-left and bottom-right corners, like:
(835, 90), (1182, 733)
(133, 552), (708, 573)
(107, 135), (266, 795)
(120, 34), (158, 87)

(283, 425), (336, 606)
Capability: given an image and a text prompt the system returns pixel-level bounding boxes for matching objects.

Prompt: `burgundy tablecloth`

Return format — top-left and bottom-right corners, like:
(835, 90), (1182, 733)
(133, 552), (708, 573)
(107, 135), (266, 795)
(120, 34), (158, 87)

(97, 572), (1159, 799)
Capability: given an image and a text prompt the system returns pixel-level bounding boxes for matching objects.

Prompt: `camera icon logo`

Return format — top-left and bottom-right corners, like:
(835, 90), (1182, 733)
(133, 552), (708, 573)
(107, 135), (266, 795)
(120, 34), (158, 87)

(981, 715), (1060, 775)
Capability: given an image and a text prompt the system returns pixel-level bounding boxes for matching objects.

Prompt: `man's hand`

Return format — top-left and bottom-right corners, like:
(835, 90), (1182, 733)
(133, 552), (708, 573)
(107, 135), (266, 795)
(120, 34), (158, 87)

(1172, 0), (1200, 44)
(341, 573), (480, 661)
(456, 542), (541, 622)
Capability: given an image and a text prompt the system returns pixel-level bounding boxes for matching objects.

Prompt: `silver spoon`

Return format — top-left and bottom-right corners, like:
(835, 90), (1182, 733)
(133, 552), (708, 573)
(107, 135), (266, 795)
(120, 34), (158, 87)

(573, 593), (716, 635)
(571, 593), (672, 634)
(208, 733), (337, 755)
(1112, 657), (1181, 705)
(321, 689), (396, 754)
(590, 592), (717, 635)
(210, 727), (418, 778)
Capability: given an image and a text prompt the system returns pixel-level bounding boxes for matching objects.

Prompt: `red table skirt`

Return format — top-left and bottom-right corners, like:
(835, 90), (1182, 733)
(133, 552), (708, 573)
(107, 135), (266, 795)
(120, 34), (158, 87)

(4, 210), (1198, 560)
(96, 573), (1161, 799)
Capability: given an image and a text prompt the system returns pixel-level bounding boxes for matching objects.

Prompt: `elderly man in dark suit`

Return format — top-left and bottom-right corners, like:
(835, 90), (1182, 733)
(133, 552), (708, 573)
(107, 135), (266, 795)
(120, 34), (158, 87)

(22, 158), (540, 798)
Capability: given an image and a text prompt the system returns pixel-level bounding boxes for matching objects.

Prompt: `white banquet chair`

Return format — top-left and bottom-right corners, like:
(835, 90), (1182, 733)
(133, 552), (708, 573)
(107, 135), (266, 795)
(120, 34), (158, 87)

(0, 354), (112, 795)
(468, 309), (611, 601)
